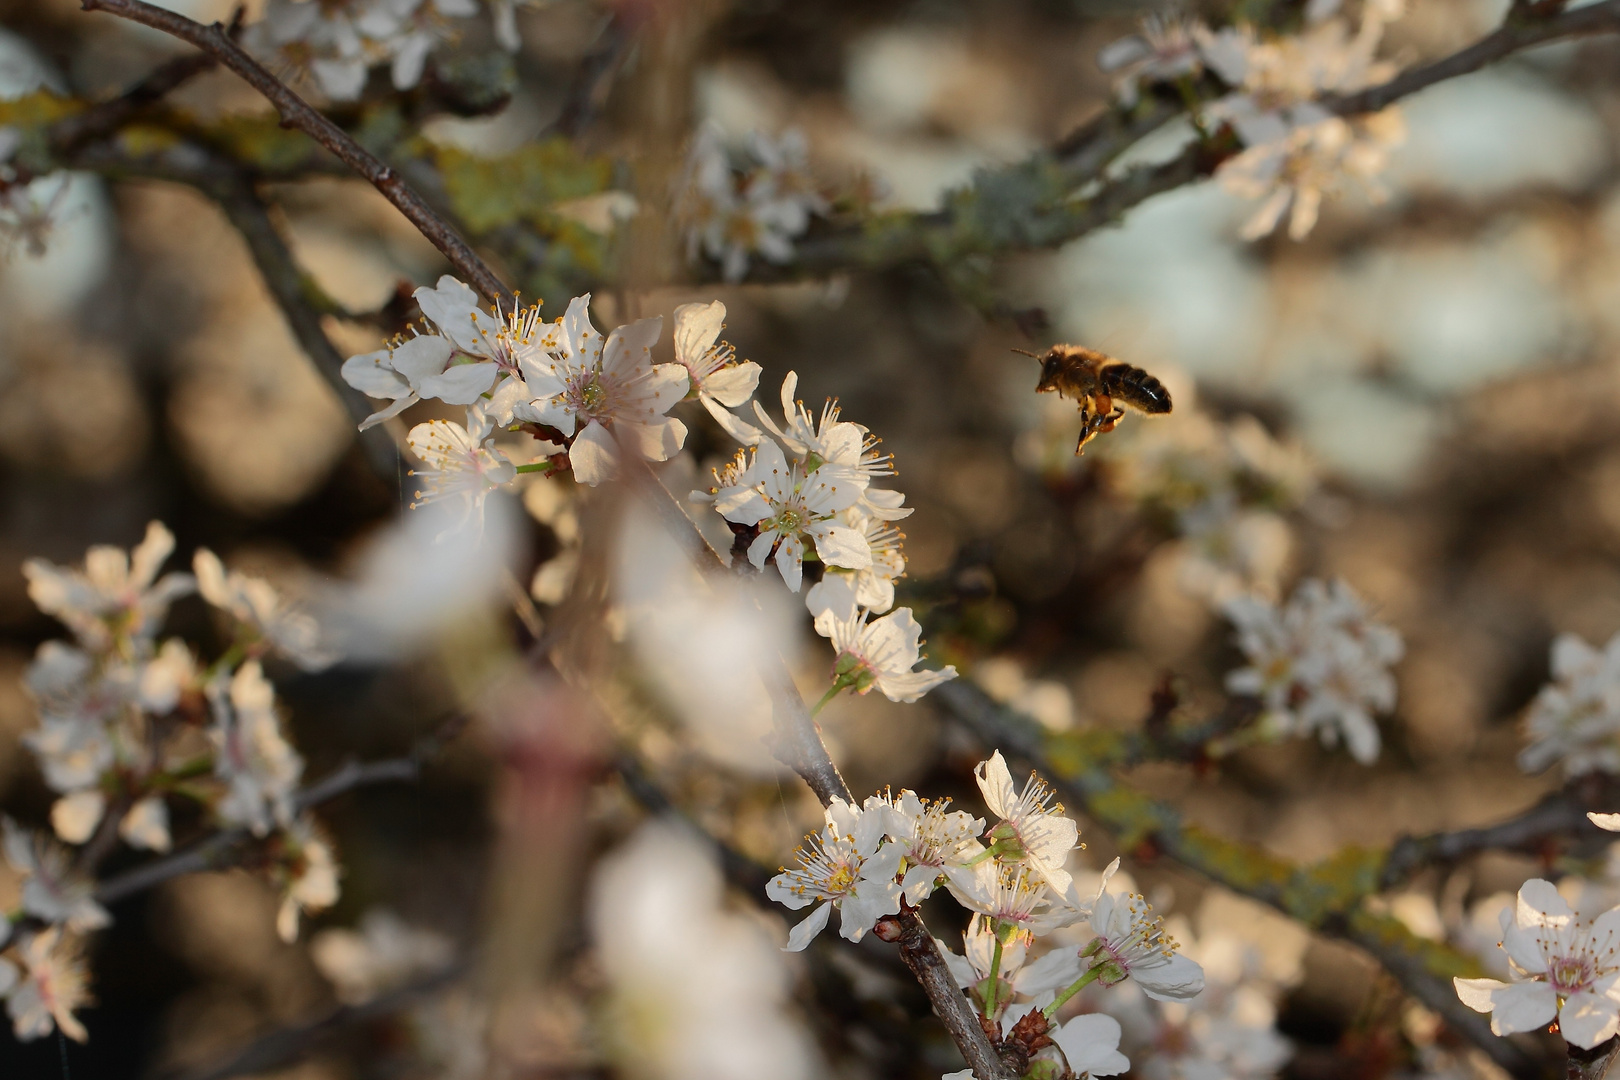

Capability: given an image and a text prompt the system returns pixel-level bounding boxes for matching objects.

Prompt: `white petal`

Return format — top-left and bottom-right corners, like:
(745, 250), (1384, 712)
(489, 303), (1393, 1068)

(119, 796), (171, 852)
(341, 349), (411, 397)
(389, 333), (456, 385)
(1136, 953), (1206, 1001)
(418, 361), (500, 405)
(50, 791), (105, 844)
(1561, 989), (1620, 1048)
(1488, 981), (1557, 1035)
(413, 276), (483, 353)
(621, 416), (688, 462)
(1591, 813), (1620, 832)
(1454, 977), (1507, 1013)
(701, 395), (764, 444)
(783, 901), (832, 952)
(775, 535), (805, 592)
(703, 361), (762, 407)
(569, 421), (619, 486)
(601, 316), (664, 379)
(673, 300), (725, 365)
(811, 523), (872, 571)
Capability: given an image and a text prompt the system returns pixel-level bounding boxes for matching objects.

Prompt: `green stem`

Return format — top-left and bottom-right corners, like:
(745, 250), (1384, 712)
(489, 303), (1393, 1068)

(984, 931), (1005, 1018)
(809, 682), (845, 718)
(1043, 963), (1104, 1019)
(514, 462), (553, 474)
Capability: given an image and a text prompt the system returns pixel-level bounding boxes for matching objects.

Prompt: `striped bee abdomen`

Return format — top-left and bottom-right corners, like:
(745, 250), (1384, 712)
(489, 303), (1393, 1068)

(1100, 363), (1173, 415)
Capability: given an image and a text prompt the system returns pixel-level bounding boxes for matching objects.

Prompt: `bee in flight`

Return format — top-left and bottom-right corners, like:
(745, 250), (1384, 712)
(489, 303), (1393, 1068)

(1016, 345), (1173, 455)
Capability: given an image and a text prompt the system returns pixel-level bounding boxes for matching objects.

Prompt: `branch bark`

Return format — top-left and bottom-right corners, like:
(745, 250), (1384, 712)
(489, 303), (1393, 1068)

(78, 0), (514, 306)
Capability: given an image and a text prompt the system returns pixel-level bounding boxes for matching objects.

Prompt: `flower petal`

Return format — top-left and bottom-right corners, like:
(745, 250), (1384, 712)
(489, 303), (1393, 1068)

(569, 421), (619, 486)
(783, 900), (832, 952)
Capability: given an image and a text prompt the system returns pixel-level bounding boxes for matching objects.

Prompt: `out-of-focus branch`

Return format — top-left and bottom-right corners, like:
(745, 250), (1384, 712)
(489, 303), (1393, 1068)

(1381, 784), (1620, 890)
(1567, 1037), (1620, 1080)
(160, 965), (464, 1080)
(77, 0), (514, 306)
(48, 51), (217, 155)
(932, 679), (1550, 1080)
(1325, 0), (1620, 116)
(96, 716), (463, 905)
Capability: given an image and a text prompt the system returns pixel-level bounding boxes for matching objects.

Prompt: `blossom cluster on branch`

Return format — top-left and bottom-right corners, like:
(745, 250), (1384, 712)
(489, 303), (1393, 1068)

(8, 523), (341, 1042)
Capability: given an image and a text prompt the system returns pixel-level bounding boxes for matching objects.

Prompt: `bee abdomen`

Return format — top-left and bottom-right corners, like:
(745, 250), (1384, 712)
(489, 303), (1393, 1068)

(1100, 364), (1173, 414)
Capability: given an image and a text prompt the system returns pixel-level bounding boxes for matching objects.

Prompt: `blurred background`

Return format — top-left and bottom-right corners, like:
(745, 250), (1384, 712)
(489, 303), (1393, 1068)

(2, 0), (1619, 1076)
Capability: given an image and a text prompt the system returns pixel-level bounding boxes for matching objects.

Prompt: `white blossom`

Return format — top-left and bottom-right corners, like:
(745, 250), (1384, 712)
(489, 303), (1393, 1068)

(812, 605), (957, 703)
(766, 797), (903, 951)
(715, 437), (870, 591)
(943, 859), (1085, 938)
(511, 295), (688, 485)
(1220, 111), (1404, 242)
(1224, 578), (1402, 764)
(870, 789), (984, 903)
(276, 815), (341, 943)
(677, 125), (826, 283)
(208, 660), (303, 836)
(972, 750), (1080, 894)
(311, 909), (454, 1005)
(245, 0), (370, 100)
(806, 510), (906, 620)
(1098, 15), (1205, 106)
(939, 915), (1085, 1007)
(1455, 878), (1620, 1048)
(405, 406), (518, 529)
(7, 928), (90, 1043)
(194, 549), (335, 670)
(1520, 632), (1620, 777)
(671, 299), (763, 442)
(22, 521), (193, 653)
(752, 372), (908, 521)
(1, 819), (110, 932)
(1081, 858), (1206, 1002)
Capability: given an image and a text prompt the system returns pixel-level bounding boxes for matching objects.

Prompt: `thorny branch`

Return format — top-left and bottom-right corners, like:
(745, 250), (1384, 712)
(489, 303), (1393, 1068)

(77, 0), (514, 307)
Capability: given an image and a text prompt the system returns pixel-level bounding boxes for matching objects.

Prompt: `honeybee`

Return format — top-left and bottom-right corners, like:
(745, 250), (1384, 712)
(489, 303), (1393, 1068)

(1017, 345), (1173, 455)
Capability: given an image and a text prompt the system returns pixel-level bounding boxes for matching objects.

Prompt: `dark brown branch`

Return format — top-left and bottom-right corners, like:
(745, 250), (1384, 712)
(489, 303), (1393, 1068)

(95, 715), (462, 905)
(1325, 0), (1620, 116)
(159, 965), (464, 1080)
(1568, 1037), (1620, 1080)
(49, 52), (217, 156)
(78, 0), (514, 306)
(1382, 783), (1620, 890)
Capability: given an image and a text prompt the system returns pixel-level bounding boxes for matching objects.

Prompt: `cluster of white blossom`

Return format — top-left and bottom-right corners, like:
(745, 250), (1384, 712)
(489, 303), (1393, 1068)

(1222, 578), (1404, 764)
(1101, 411), (1316, 602)
(768, 752), (1204, 1078)
(244, 0), (539, 102)
(675, 124), (830, 283)
(0, 129), (72, 260)
(1099, 0), (1406, 241)
(344, 279), (957, 707)
(1455, 878), (1620, 1049)
(1517, 631), (1620, 778)
(9, 523), (342, 1041)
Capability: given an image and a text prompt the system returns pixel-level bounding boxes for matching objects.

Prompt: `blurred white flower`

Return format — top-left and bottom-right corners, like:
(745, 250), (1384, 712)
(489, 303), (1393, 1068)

(246, 0), (478, 101)
(1081, 858), (1206, 1002)
(973, 750), (1079, 894)
(405, 406), (517, 528)
(1220, 112), (1404, 242)
(194, 549), (335, 671)
(677, 125), (827, 282)
(208, 659), (303, 836)
(312, 909), (454, 1005)
(275, 815), (341, 943)
(766, 797), (903, 951)
(1050, 1012), (1134, 1078)
(7, 927), (90, 1042)
(593, 820), (819, 1080)
(1520, 632), (1620, 777)
(869, 789), (984, 903)
(513, 295), (688, 485)
(22, 521), (193, 653)
(1, 818), (109, 932)
(1593, 813), (1620, 832)
(715, 437), (871, 591)
(1455, 879), (1620, 1048)
(1099, 14), (1206, 106)
(806, 510), (906, 619)
(1224, 578), (1402, 764)
(811, 605), (956, 703)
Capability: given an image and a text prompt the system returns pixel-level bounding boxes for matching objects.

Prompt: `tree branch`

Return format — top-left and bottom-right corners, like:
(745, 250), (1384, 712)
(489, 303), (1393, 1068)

(931, 679), (1550, 1080)
(77, 0), (513, 306)
(1568, 1037), (1620, 1080)
(1325, 0), (1620, 116)
(48, 51), (217, 156)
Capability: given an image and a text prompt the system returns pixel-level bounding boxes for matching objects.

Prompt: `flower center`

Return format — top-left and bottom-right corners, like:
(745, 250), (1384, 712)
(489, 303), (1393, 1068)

(774, 508), (804, 533)
(826, 863), (856, 894)
(580, 379), (607, 412)
(1550, 955), (1593, 995)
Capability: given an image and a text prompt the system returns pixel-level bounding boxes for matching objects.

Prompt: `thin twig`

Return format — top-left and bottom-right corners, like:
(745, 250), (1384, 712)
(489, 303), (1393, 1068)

(1325, 0), (1620, 116)
(159, 965), (465, 1080)
(1568, 1037), (1620, 1080)
(78, 0), (514, 306)
(49, 52), (217, 156)
(96, 714), (462, 905)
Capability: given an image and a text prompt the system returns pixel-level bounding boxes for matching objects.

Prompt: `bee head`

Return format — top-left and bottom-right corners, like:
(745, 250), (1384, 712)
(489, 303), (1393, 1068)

(1013, 347), (1067, 393)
